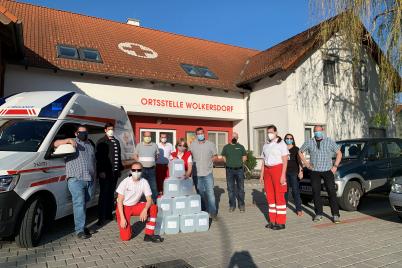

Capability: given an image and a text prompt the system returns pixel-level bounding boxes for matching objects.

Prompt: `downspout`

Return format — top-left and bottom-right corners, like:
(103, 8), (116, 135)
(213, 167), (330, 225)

(246, 91), (251, 151)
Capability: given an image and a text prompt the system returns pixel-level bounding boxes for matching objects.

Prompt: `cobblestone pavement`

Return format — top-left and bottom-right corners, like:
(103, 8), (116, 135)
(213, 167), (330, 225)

(1, 179), (402, 268)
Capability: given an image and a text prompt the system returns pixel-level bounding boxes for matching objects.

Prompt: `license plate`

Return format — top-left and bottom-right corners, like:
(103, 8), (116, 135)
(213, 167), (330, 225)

(300, 185), (312, 192)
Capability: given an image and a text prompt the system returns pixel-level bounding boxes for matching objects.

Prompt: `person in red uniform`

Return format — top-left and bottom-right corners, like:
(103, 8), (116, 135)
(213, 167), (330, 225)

(170, 138), (193, 178)
(116, 162), (163, 242)
(259, 125), (289, 230)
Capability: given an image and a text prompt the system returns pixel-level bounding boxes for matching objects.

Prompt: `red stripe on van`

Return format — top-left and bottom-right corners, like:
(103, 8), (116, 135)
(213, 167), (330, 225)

(30, 176), (60, 187)
(4, 109), (29, 115)
(67, 114), (116, 125)
(7, 166), (65, 175)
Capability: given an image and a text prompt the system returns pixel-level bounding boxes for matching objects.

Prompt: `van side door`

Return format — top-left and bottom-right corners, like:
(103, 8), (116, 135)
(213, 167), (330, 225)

(364, 141), (390, 192)
(385, 140), (402, 189)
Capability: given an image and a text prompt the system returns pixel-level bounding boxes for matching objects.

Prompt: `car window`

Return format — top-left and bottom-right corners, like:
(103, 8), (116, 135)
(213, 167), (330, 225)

(366, 142), (385, 160)
(386, 141), (402, 158)
(338, 142), (365, 158)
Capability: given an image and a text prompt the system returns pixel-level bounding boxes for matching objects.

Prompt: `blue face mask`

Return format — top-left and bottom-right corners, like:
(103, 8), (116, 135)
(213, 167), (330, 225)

(314, 131), (324, 139)
(285, 139), (293, 145)
(197, 134), (205, 141)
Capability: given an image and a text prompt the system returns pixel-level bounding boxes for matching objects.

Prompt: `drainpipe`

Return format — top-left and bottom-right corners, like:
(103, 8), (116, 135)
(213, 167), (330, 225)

(246, 92), (251, 151)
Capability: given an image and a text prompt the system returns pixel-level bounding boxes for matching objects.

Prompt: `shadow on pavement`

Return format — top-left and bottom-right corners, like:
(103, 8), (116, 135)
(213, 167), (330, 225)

(228, 251), (258, 268)
(355, 193), (401, 223)
(214, 186), (225, 213)
(251, 189), (269, 222)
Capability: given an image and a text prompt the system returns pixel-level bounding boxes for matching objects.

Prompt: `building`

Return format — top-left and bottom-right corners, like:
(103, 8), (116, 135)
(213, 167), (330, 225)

(0, 0), (399, 156)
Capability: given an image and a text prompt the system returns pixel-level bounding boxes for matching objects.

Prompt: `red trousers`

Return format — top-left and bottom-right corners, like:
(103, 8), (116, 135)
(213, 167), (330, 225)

(156, 164), (169, 192)
(116, 202), (157, 241)
(263, 164), (287, 224)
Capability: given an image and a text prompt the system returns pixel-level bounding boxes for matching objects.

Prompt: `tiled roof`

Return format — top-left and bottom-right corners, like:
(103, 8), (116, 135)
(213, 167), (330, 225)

(0, 4), (18, 24)
(238, 25), (321, 86)
(0, 0), (259, 91)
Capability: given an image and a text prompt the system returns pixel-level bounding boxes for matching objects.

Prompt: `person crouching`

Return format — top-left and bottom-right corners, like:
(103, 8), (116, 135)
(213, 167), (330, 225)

(116, 162), (163, 242)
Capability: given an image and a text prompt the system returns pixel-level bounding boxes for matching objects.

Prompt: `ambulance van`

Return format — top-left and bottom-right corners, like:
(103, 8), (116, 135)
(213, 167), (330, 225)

(0, 91), (135, 247)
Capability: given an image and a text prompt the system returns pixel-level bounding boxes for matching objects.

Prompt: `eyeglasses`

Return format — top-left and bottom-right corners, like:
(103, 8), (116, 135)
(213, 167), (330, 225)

(131, 169), (142, 172)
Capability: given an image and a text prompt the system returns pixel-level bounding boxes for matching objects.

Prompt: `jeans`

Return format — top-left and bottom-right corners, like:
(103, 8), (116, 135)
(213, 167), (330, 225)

(143, 167), (157, 201)
(311, 170), (340, 217)
(67, 178), (94, 234)
(196, 173), (217, 215)
(226, 168), (245, 208)
(285, 173), (302, 212)
(98, 172), (118, 222)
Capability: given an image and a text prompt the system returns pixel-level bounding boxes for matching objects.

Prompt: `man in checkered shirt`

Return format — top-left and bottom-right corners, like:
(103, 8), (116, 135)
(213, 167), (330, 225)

(298, 125), (342, 224)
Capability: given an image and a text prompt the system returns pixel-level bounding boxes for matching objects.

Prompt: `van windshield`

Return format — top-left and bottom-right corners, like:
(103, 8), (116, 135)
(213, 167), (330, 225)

(0, 119), (55, 152)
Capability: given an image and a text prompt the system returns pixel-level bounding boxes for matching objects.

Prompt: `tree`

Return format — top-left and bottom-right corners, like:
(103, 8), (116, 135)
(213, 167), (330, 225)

(309, 0), (401, 126)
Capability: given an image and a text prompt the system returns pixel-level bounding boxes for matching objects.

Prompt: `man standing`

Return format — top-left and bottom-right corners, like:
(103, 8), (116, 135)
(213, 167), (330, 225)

(134, 131), (159, 201)
(298, 125), (342, 223)
(54, 125), (95, 239)
(189, 127), (218, 221)
(96, 122), (123, 226)
(156, 133), (173, 193)
(221, 132), (247, 212)
(116, 162), (163, 242)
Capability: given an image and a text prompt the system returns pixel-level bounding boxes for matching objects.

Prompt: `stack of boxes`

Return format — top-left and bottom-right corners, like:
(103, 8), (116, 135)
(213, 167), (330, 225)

(155, 159), (209, 235)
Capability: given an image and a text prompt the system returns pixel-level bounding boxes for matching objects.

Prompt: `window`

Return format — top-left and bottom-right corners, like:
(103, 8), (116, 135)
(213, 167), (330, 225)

(386, 141), (402, 158)
(369, 128), (386, 138)
(139, 129), (176, 145)
(353, 61), (368, 91)
(366, 142), (385, 160)
(57, 45), (79, 59)
(79, 48), (102, 63)
(208, 131), (227, 154)
(254, 128), (266, 156)
(181, 64), (218, 79)
(338, 141), (366, 159)
(323, 55), (338, 86)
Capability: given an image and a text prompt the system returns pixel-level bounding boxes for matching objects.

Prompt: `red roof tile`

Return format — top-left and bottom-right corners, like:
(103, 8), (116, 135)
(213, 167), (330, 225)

(1, 0), (259, 91)
(0, 4), (18, 24)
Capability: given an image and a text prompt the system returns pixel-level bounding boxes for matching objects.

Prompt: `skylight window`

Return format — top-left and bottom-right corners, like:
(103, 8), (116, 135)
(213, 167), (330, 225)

(79, 48), (102, 63)
(56, 45), (79, 59)
(181, 63), (218, 79)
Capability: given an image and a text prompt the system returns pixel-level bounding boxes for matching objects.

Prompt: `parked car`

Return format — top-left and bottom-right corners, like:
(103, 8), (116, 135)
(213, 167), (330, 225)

(0, 91), (135, 247)
(299, 138), (402, 211)
(389, 176), (402, 221)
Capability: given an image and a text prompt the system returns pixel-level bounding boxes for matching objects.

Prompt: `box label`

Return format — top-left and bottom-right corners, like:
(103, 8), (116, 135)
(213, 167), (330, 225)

(175, 164), (184, 171)
(199, 218), (208, 226)
(169, 184), (178, 191)
(176, 202), (185, 209)
(184, 219), (194, 227)
(161, 204), (170, 211)
(167, 221), (177, 228)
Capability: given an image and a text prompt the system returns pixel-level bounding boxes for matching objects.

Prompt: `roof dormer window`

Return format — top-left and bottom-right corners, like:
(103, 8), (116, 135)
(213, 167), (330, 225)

(79, 48), (102, 63)
(56, 45), (102, 63)
(181, 63), (218, 79)
(56, 45), (79, 59)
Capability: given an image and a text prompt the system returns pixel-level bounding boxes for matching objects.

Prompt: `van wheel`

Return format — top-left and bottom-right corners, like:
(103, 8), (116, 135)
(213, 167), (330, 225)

(15, 198), (45, 248)
(339, 181), (362, 211)
(301, 195), (312, 205)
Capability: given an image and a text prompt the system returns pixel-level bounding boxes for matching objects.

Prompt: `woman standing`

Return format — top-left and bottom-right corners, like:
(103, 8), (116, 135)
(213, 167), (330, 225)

(260, 125), (289, 230)
(170, 138), (193, 178)
(284, 133), (304, 216)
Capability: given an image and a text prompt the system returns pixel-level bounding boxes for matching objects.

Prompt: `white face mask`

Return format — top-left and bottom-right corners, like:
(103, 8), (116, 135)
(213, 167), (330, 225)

(131, 171), (142, 180)
(267, 133), (276, 141)
(161, 138), (167, 143)
(106, 129), (114, 137)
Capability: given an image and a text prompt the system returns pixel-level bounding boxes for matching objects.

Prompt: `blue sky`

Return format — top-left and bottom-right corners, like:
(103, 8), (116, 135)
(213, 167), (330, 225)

(19, 0), (313, 51)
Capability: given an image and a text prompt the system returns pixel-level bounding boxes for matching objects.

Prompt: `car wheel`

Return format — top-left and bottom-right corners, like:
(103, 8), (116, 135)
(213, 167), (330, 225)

(15, 198), (45, 248)
(301, 195), (312, 205)
(339, 181), (362, 211)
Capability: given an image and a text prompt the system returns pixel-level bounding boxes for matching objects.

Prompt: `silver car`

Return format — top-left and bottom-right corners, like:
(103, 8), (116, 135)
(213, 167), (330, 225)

(389, 177), (402, 221)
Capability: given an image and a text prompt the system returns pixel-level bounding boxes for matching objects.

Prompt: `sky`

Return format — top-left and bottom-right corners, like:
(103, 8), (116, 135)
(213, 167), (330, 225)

(19, 0), (314, 51)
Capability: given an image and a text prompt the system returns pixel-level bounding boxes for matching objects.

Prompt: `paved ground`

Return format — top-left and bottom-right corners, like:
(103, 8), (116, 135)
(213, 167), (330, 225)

(1, 179), (402, 268)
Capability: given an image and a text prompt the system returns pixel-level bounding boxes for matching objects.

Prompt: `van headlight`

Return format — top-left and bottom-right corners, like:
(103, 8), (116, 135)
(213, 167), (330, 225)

(0, 174), (20, 192)
(391, 183), (402, 194)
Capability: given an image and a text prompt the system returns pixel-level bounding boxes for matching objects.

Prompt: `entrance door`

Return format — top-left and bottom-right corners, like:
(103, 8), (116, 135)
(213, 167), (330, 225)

(140, 128), (176, 145)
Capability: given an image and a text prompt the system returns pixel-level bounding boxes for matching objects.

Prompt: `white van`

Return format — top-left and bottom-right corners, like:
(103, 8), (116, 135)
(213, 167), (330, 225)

(0, 91), (135, 247)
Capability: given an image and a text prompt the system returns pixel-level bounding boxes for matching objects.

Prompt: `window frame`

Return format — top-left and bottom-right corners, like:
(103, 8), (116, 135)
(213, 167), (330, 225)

(180, 63), (218, 79)
(254, 127), (267, 156)
(353, 60), (368, 91)
(323, 54), (338, 86)
(56, 44), (79, 60)
(78, 47), (103, 63)
(207, 131), (228, 155)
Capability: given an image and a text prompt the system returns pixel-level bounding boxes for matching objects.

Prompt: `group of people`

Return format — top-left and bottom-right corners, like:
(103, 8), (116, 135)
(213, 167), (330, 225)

(54, 122), (342, 242)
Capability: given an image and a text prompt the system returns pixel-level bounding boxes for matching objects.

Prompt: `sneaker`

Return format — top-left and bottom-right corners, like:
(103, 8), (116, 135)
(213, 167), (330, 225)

(77, 232), (91, 239)
(211, 215), (218, 222)
(333, 215), (341, 224)
(265, 222), (274, 229)
(229, 207), (235, 212)
(144, 234), (164, 243)
(239, 206), (245, 213)
(272, 224), (286, 230)
(313, 215), (323, 222)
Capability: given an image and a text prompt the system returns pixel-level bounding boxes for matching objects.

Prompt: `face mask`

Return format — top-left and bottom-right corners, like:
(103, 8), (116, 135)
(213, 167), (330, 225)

(77, 131), (88, 141)
(267, 133), (276, 141)
(231, 138), (237, 144)
(285, 139), (293, 145)
(131, 171), (142, 180)
(161, 138), (167, 143)
(106, 129), (114, 137)
(177, 146), (186, 152)
(197, 134), (205, 141)
(144, 137), (151, 143)
(314, 131), (324, 140)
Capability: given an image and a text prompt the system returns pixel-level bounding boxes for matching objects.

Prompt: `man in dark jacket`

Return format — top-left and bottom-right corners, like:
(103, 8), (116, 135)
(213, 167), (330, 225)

(96, 122), (124, 226)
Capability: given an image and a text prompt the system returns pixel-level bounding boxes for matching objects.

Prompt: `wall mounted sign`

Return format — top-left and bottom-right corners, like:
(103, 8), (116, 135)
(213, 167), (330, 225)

(140, 97), (234, 112)
(118, 42), (158, 59)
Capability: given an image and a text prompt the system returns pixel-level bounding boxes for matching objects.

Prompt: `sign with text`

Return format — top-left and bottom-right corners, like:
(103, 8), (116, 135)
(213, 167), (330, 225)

(140, 97), (234, 112)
